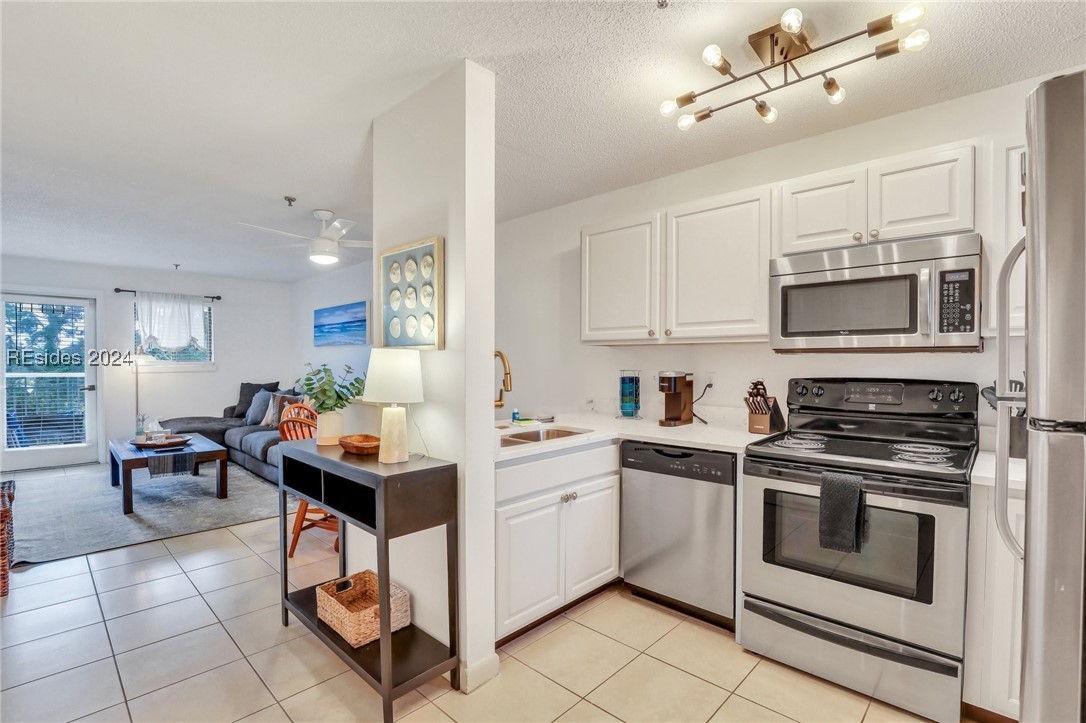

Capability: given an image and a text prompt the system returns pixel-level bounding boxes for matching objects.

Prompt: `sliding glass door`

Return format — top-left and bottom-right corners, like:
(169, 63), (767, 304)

(3, 294), (99, 470)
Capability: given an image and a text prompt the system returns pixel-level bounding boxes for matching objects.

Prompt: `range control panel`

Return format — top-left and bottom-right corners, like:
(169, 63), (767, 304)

(788, 378), (979, 417)
(939, 269), (976, 334)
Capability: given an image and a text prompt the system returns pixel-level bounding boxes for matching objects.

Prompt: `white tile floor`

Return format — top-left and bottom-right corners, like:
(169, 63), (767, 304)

(1, 470), (971, 723)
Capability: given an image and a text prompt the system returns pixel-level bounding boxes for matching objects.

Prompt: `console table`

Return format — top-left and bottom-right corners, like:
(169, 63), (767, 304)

(278, 440), (459, 723)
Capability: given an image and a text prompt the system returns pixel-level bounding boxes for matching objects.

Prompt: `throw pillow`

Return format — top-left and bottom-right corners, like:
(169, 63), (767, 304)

(245, 389), (275, 426)
(233, 382), (280, 418)
(262, 393), (304, 428)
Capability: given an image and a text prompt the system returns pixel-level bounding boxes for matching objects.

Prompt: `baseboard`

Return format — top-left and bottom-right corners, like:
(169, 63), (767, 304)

(458, 651), (501, 693)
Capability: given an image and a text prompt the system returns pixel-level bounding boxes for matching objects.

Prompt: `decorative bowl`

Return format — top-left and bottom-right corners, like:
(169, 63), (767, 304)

(339, 434), (381, 455)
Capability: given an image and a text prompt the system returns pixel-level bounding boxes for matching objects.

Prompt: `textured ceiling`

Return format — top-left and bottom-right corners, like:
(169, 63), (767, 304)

(3, 2), (1084, 281)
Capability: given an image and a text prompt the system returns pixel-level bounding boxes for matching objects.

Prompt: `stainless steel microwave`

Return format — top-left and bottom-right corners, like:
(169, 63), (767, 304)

(770, 234), (983, 352)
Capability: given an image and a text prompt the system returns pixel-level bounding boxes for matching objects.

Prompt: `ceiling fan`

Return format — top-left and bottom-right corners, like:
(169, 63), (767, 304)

(239, 209), (372, 265)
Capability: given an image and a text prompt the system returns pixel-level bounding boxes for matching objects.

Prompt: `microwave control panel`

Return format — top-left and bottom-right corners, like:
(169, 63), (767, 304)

(939, 269), (976, 334)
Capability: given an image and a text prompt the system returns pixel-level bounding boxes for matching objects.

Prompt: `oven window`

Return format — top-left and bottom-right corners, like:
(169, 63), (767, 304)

(780, 275), (917, 337)
(762, 490), (935, 603)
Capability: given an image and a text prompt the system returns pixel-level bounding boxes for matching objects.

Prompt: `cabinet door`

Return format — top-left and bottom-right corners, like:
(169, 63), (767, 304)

(664, 188), (772, 339)
(987, 138), (1027, 335)
(581, 213), (661, 342)
(780, 167), (867, 255)
(868, 145), (975, 241)
(986, 496), (1026, 719)
(495, 492), (565, 638)
(564, 475), (620, 601)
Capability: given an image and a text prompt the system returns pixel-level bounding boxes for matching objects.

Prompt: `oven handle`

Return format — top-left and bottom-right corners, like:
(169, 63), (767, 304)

(743, 459), (968, 506)
(744, 598), (960, 678)
(919, 266), (932, 337)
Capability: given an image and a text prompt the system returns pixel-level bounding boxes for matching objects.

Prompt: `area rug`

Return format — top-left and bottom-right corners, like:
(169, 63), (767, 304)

(11, 462), (297, 564)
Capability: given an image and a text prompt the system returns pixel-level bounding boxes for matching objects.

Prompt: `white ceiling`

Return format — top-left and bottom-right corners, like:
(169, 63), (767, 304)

(3, 2), (1083, 282)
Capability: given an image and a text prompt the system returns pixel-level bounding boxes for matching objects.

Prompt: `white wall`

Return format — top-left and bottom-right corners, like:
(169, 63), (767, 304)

(288, 259), (381, 434)
(1, 255), (295, 453)
(493, 72), (1075, 430)
(346, 60), (499, 690)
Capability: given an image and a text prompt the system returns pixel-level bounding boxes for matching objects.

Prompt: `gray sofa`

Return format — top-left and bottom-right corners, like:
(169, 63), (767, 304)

(163, 403), (288, 483)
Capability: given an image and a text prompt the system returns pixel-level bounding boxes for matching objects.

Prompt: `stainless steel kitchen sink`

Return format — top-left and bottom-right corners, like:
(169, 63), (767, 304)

(505, 427), (587, 443)
(499, 436), (532, 448)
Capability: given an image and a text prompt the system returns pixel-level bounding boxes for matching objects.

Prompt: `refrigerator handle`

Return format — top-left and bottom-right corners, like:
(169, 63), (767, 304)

(995, 399), (1025, 560)
(994, 237), (1027, 560)
(997, 236), (1028, 401)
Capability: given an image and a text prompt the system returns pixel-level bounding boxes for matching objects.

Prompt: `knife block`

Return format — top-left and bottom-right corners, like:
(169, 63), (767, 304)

(748, 397), (785, 435)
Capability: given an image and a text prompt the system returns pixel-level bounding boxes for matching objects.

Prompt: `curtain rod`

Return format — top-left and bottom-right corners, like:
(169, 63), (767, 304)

(114, 287), (222, 302)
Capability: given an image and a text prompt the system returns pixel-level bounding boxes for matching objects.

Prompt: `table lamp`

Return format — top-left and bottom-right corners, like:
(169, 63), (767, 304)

(362, 348), (424, 463)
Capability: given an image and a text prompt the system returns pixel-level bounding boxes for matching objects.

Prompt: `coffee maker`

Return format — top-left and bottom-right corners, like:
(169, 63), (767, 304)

(658, 372), (693, 427)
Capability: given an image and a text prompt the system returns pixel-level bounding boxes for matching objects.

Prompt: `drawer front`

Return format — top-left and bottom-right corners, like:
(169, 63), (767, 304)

(497, 443), (620, 503)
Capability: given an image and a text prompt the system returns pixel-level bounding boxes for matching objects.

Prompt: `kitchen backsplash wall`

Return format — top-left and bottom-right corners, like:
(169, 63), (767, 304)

(495, 70), (1052, 433)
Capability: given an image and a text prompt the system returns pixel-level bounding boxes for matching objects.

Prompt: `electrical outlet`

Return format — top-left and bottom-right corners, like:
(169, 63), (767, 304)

(706, 372), (717, 388)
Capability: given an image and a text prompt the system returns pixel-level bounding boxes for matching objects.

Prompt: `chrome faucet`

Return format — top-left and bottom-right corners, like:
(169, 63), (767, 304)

(495, 351), (512, 409)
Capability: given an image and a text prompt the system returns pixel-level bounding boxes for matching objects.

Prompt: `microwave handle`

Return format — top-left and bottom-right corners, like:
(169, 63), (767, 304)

(918, 267), (932, 336)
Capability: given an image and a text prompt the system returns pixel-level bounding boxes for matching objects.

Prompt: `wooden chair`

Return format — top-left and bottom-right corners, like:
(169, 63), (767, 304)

(279, 405), (339, 557)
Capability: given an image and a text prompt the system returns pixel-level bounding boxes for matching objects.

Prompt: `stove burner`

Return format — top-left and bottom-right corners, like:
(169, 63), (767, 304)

(772, 434), (827, 451)
(892, 453), (955, 467)
(891, 443), (951, 455)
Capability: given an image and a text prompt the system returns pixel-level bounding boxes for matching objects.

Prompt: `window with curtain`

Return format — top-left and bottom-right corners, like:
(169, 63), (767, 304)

(133, 292), (214, 364)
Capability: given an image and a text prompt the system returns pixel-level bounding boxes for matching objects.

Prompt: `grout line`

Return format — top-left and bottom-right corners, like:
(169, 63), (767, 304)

(707, 692), (733, 722)
(0, 628), (114, 693)
(85, 547), (136, 723)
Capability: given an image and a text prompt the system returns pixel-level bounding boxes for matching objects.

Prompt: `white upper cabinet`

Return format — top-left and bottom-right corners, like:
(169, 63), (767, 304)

(987, 136), (1027, 334)
(868, 145), (975, 241)
(664, 188), (772, 339)
(581, 213), (661, 342)
(780, 167), (867, 255)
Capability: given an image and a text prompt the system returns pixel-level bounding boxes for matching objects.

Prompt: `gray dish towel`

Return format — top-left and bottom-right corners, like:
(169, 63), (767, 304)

(819, 472), (865, 553)
(147, 451), (196, 479)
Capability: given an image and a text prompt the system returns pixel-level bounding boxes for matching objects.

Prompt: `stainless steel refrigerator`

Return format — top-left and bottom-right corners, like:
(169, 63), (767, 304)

(994, 69), (1086, 722)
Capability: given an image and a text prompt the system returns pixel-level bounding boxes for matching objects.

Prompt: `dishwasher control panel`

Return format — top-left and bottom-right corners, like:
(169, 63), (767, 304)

(621, 442), (736, 484)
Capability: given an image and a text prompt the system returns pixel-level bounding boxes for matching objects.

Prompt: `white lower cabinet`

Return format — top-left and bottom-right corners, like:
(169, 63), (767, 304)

(496, 445), (621, 639)
(965, 486), (1025, 719)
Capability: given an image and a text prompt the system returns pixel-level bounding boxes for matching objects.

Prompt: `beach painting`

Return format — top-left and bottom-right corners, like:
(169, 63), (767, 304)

(314, 301), (368, 346)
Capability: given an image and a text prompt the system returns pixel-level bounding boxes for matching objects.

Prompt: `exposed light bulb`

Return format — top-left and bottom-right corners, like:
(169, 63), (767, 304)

(755, 101), (779, 124)
(892, 2), (926, 27)
(780, 8), (804, 34)
(823, 77), (846, 105)
(900, 28), (930, 52)
(702, 44), (723, 67)
(660, 99), (679, 117)
(677, 114), (697, 131)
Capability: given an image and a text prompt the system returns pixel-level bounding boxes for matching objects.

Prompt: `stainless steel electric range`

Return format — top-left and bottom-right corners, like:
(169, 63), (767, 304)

(741, 378), (978, 723)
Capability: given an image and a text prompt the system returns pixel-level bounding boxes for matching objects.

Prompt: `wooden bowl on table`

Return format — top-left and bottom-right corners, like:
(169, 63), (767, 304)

(338, 434), (381, 455)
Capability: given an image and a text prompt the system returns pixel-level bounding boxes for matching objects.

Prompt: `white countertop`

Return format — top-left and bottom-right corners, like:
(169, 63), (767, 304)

(494, 411), (1028, 495)
(494, 411), (768, 464)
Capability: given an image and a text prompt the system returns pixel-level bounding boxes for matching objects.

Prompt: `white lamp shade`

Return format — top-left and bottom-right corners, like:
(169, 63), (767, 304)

(362, 348), (424, 404)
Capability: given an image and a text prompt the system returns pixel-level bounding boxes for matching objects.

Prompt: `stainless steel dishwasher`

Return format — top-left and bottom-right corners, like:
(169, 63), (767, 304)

(620, 441), (736, 620)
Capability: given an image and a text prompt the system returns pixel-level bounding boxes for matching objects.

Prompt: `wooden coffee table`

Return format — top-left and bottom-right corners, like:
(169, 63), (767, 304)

(109, 433), (228, 514)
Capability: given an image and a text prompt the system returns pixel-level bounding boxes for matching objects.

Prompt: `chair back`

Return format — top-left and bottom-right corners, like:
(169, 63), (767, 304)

(279, 404), (318, 441)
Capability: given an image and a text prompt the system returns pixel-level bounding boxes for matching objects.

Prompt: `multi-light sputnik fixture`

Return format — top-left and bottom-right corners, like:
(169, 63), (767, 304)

(660, 3), (929, 130)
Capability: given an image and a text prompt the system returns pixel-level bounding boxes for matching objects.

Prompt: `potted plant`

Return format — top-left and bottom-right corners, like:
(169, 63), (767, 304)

(296, 363), (366, 445)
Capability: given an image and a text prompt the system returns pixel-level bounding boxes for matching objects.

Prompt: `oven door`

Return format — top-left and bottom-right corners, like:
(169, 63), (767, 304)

(770, 260), (933, 351)
(742, 460), (968, 657)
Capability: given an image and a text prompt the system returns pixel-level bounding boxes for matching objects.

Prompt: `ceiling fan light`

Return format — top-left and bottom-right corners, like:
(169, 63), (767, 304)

(309, 236), (340, 264)
(310, 252), (339, 265)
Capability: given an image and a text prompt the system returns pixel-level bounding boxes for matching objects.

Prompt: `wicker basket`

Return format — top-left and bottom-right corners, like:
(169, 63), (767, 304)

(316, 570), (410, 648)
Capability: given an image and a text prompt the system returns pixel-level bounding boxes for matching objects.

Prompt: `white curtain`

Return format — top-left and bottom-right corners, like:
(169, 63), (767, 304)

(135, 292), (206, 351)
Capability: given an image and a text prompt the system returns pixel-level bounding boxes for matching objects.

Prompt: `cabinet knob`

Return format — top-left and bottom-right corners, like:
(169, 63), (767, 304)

(648, 329), (656, 338)
(561, 494), (569, 503)
(665, 329), (672, 337)
(869, 229), (880, 239)
(571, 491), (578, 500)
(852, 232), (863, 241)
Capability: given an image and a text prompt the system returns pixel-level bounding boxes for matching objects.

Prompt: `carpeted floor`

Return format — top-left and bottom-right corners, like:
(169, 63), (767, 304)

(10, 462), (297, 564)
